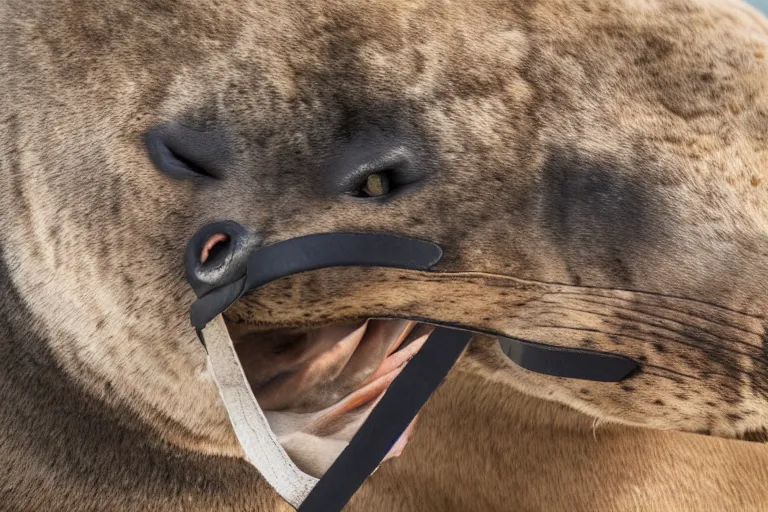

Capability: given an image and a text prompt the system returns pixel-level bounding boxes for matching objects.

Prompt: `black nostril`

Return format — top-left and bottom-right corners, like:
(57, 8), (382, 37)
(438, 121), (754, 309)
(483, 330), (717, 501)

(185, 221), (261, 297)
(144, 122), (230, 181)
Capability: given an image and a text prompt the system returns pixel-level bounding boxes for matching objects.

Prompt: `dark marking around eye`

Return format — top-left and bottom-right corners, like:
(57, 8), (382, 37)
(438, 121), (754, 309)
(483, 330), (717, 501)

(168, 148), (216, 179)
(144, 122), (231, 182)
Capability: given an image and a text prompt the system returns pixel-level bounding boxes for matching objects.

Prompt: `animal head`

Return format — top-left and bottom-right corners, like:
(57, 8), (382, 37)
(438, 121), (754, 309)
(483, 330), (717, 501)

(3, 0), (768, 477)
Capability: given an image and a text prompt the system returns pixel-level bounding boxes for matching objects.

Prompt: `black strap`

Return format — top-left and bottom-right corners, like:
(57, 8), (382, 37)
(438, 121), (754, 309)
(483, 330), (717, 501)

(368, 318), (638, 383)
(498, 336), (637, 382)
(297, 326), (473, 512)
(190, 233), (443, 330)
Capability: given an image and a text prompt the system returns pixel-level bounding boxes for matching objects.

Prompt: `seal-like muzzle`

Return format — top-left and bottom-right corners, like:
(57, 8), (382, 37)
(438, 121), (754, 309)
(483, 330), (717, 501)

(186, 221), (639, 512)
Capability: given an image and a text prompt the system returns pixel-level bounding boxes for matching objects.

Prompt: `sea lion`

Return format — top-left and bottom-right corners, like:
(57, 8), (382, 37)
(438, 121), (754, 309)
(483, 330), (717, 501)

(2, 0), (768, 509)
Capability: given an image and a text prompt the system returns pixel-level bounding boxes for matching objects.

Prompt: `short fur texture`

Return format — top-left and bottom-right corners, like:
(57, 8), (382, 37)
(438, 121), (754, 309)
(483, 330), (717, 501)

(2, 0), (768, 509)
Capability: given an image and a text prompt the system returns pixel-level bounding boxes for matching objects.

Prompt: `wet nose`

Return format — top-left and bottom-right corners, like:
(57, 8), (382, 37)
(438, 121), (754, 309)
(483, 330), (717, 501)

(185, 220), (261, 297)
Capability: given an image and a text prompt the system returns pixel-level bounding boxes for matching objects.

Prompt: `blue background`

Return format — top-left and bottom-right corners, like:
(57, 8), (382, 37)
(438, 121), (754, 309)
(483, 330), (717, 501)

(748, 0), (768, 13)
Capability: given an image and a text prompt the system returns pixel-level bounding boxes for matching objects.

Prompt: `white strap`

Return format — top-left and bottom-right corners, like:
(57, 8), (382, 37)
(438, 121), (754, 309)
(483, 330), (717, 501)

(202, 315), (318, 508)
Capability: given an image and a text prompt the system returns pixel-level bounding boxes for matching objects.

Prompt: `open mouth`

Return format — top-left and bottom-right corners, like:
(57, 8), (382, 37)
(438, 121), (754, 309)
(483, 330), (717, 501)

(191, 227), (452, 476)
(222, 316), (435, 476)
(194, 230), (440, 475)
(191, 227), (640, 479)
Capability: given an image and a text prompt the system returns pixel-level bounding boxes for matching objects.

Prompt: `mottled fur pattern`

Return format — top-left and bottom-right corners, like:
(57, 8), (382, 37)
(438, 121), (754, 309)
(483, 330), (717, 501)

(2, 0), (768, 509)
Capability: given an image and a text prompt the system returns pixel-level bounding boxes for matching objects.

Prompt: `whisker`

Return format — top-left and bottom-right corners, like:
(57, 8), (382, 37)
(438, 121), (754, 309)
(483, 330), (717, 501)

(532, 301), (764, 360)
(562, 294), (764, 349)
(644, 365), (744, 397)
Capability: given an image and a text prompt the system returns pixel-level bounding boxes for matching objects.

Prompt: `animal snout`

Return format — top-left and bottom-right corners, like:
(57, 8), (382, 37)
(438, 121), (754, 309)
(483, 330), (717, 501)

(184, 220), (261, 297)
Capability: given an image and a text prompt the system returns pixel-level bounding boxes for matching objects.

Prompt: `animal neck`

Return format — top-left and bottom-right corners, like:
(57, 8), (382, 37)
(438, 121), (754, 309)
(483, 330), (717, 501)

(0, 251), (280, 511)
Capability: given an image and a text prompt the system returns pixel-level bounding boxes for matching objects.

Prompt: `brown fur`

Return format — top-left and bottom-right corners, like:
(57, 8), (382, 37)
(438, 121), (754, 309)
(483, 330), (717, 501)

(3, 0), (768, 509)
(357, 339), (768, 512)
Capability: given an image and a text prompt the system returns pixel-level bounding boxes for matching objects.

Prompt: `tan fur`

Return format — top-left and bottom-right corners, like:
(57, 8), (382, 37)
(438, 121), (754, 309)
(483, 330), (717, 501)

(357, 339), (768, 511)
(2, 0), (768, 509)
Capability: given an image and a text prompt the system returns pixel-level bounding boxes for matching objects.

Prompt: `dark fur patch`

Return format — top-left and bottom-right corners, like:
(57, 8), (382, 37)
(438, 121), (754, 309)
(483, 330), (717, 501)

(539, 150), (666, 288)
(739, 428), (768, 443)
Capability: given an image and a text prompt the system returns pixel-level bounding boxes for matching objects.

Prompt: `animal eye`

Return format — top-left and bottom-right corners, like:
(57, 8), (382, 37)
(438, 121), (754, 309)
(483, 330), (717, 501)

(360, 172), (391, 198)
(144, 123), (224, 181)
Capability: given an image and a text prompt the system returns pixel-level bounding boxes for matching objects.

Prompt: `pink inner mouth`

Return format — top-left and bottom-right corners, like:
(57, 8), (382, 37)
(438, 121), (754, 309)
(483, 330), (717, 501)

(311, 324), (432, 460)
(228, 318), (436, 474)
(200, 233), (228, 263)
(316, 323), (430, 421)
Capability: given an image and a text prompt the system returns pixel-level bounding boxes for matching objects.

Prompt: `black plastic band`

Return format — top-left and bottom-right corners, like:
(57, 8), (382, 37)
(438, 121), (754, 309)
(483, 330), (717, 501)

(498, 336), (637, 381)
(364, 317), (638, 383)
(297, 327), (473, 512)
(190, 233), (443, 330)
